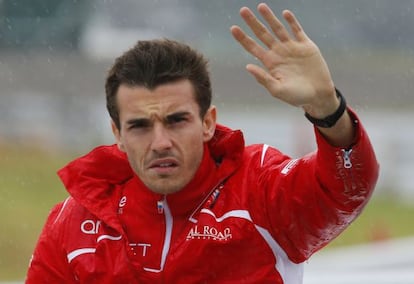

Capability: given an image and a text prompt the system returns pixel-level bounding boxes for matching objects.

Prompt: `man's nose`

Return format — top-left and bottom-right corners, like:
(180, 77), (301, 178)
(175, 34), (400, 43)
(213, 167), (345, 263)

(151, 124), (173, 152)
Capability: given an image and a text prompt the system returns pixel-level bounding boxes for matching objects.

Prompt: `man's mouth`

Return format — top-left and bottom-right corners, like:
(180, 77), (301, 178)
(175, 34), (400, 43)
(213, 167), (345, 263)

(158, 163), (175, 167)
(149, 159), (178, 174)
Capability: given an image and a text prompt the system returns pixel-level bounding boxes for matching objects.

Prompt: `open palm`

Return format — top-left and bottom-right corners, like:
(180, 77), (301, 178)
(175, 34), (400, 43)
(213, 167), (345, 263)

(231, 4), (335, 110)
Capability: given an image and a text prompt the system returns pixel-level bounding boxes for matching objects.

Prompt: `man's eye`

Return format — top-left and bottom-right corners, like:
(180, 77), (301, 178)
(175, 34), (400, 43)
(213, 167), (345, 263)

(168, 116), (186, 124)
(128, 122), (150, 130)
(130, 124), (143, 129)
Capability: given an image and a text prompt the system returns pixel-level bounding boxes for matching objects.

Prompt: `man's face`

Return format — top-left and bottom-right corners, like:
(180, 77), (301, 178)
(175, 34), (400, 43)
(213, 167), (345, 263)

(112, 79), (216, 195)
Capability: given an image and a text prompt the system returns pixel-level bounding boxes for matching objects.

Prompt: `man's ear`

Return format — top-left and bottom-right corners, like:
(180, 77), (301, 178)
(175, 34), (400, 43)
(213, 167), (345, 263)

(111, 120), (125, 152)
(203, 106), (217, 142)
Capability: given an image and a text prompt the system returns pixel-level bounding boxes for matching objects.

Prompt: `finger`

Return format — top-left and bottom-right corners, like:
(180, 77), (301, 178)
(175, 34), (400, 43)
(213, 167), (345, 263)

(246, 64), (281, 96)
(230, 25), (267, 60)
(239, 6), (277, 48)
(257, 3), (290, 42)
(282, 10), (309, 42)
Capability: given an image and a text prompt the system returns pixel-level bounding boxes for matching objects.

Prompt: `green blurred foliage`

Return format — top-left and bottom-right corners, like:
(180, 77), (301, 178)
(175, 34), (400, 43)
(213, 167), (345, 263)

(328, 195), (414, 248)
(0, 144), (70, 280)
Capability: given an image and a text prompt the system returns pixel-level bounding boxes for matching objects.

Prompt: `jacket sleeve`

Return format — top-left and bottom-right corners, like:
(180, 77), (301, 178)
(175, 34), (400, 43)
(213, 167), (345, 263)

(260, 108), (379, 263)
(26, 199), (76, 283)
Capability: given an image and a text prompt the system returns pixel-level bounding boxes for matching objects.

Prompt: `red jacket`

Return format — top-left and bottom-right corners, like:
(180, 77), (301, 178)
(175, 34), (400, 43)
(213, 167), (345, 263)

(26, 111), (378, 284)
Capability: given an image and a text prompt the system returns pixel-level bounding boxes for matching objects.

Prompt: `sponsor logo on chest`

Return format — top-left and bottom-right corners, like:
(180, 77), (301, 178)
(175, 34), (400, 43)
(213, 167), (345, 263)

(186, 225), (232, 241)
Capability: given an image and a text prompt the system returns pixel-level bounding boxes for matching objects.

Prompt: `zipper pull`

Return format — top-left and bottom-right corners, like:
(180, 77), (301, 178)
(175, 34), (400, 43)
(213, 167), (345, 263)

(157, 200), (164, 214)
(207, 188), (221, 209)
(342, 149), (353, 169)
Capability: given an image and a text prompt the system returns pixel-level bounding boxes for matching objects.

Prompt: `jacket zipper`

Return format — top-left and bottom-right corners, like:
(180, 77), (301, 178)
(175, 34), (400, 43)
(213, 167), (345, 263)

(157, 199), (164, 214)
(342, 148), (353, 169)
(144, 196), (171, 273)
(188, 179), (226, 223)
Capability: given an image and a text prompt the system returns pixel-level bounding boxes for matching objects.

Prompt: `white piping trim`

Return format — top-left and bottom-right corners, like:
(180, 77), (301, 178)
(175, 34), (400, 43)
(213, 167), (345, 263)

(200, 208), (303, 283)
(66, 235), (122, 264)
(255, 225), (304, 284)
(161, 200), (173, 269)
(53, 197), (71, 224)
(200, 209), (252, 222)
(67, 248), (96, 263)
(260, 144), (270, 167)
(281, 159), (299, 175)
(144, 197), (173, 273)
(97, 234), (122, 242)
(188, 186), (219, 224)
(143, 267), (161, 273)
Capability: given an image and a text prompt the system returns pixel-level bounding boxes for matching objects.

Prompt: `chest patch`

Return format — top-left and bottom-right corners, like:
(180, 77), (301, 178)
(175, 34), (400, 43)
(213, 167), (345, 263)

(186, 225), (232, 241)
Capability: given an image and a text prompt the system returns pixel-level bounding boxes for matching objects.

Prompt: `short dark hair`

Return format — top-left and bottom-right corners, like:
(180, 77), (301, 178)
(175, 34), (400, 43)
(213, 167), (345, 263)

(105, 38), (212, 130)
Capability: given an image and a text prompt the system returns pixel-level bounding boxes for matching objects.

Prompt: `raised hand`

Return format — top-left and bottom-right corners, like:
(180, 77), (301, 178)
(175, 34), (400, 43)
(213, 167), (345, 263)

(231, 3), (338, 118)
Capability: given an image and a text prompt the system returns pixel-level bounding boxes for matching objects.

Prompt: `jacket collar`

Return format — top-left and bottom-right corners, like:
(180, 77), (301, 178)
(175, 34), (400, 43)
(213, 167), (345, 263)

(58, 124), (245, 227)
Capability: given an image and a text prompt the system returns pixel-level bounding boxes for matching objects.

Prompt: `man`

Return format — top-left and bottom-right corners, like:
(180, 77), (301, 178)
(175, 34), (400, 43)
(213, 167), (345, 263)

(27, 3), (378, 284)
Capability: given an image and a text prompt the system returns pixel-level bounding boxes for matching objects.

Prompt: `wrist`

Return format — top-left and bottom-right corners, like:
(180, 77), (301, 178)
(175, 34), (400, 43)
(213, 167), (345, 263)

(304, 88), (347, 128)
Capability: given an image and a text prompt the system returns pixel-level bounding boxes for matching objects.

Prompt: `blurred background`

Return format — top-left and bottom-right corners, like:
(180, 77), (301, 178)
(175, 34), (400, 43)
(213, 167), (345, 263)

(1, 0), (414, 281)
